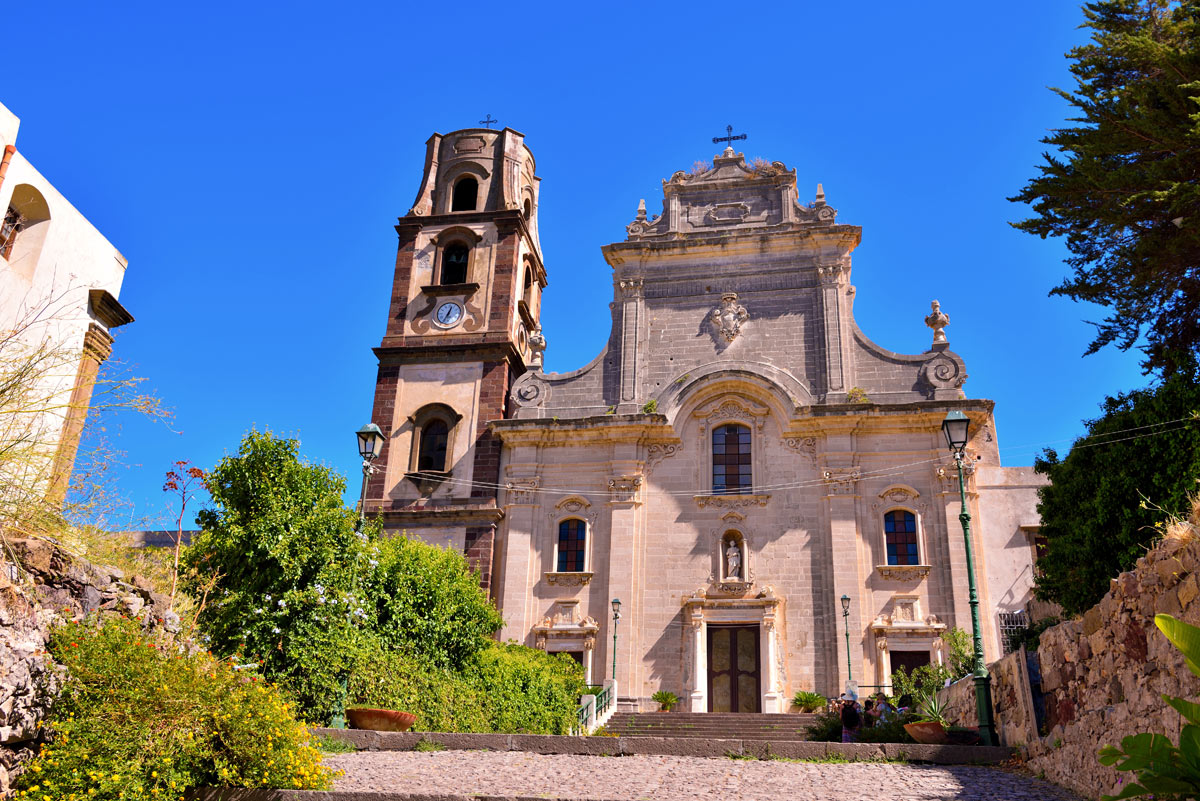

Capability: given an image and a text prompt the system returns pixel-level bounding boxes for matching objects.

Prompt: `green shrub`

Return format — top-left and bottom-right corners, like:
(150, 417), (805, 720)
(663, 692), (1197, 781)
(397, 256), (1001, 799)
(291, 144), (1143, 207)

(652, 690), (679, 710)
(791, 690), (825, 712)
(856, 716), (915, 743)
(804, 711), (842, 742)
(362, 534), (502, 671)
(346, 643), (488, 733)
(15, 617), (332, 801)
(470, 644), (586, 734)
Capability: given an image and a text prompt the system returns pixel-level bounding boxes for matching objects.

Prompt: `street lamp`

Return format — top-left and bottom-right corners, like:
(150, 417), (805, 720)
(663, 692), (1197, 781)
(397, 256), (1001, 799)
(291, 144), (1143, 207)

(941, 410), (997, 746)
(840, 594), (852, 685)
(355, 423), (384, 527)
(611, 598), (622, 682)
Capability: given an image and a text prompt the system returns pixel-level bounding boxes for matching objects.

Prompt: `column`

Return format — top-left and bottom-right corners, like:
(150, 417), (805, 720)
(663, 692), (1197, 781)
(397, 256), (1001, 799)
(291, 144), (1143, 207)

(615, 278), (643, 413)
(935, 462), (974, 635)
(688, 610), (706, 712)
(497, 463), (540, 643)
(822, 463), (862, 697)
(762, 617), (783, 713)
(817, 261), (847, 400)
(47, 323), (113, 504)
(606, 470), (642, 708)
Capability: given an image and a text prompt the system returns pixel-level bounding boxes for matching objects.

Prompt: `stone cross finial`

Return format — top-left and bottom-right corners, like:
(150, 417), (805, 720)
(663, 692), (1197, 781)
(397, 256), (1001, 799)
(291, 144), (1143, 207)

(925, 300), (950, 345)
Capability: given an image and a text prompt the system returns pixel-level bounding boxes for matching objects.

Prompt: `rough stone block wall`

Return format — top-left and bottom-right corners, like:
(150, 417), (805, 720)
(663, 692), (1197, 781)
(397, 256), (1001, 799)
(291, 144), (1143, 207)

(937, 647), (1039, 748)
(0, 538), (175, 793)
(972, 516), (1200, 800)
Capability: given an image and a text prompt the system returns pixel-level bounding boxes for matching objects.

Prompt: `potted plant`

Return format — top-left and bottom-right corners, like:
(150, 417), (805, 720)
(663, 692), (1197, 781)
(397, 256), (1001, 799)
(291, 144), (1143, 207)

(652, 690), (679, 712)
(903, 693), (949, 744)
(791, 690), (826, 713)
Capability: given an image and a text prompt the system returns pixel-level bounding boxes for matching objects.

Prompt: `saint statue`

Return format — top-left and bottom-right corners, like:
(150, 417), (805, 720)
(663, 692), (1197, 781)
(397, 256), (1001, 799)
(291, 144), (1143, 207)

(725, 540), (742, 580)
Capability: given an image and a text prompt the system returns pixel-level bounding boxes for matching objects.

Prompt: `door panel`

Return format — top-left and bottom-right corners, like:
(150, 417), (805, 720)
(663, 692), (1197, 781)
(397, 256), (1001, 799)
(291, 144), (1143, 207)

(708, 626), (761, 713)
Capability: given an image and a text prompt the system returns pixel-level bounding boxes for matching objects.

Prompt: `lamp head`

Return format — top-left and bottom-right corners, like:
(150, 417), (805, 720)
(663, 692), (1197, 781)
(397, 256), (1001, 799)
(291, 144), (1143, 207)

(840, 594), (851, 614)
(941, 410), (970, 453)
(611, 598), (622, 617)
(356, 422), (384, 461)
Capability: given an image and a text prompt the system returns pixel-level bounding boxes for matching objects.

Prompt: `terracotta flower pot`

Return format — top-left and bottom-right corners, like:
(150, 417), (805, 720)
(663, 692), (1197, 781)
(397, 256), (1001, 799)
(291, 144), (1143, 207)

(903, 720), (948, 745)
(346, 707), (416, 732)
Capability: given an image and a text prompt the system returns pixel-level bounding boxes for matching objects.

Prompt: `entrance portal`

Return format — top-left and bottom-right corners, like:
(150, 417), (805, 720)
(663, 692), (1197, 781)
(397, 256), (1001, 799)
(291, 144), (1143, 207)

(890, 649), (931, 676)
(707, 625), (760, 713)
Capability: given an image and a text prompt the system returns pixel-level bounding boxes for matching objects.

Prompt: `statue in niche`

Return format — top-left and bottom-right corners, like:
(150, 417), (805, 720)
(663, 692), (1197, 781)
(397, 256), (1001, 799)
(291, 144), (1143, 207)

(725, 539), (742, 580)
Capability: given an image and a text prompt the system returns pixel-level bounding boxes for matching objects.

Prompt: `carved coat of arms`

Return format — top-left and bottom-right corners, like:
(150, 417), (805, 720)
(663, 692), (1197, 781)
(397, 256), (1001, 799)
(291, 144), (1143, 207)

(710, 293), (749, 342)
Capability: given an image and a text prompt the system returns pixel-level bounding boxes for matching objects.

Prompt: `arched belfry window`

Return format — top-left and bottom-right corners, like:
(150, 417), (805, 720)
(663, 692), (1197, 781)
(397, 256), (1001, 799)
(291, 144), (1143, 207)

(441, 244), (469, 284)
(557, 519), (586, 572)
(1, 207), (23, 260)
(407, 404), (461, 481)
(417, 419), (449, 472)
(712, 423), (751, 494)
(884, 510), (919, 565)
(451, 177), (478, 211)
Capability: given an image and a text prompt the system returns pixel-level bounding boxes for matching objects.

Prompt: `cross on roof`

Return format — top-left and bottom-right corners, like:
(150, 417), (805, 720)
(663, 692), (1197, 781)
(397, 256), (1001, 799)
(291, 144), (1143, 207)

(712, 124), (747, 148)
(479, 114), (499, 129)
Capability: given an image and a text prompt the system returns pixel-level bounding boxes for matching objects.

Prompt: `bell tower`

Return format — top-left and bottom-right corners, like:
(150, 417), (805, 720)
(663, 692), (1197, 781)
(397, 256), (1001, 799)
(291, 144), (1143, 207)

(363, 127), (546, 590)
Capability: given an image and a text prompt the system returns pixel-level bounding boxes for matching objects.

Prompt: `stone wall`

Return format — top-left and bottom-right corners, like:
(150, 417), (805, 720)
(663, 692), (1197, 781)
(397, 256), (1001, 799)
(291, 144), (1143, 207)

(0, 537), (175, 794)
(1021, 523), (1200, 800)
(937, 646), (1039, 748)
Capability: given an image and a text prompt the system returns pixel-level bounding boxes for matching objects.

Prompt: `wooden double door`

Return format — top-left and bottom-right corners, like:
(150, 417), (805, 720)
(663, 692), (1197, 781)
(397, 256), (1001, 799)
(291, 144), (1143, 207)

(707, 625), (760, 713)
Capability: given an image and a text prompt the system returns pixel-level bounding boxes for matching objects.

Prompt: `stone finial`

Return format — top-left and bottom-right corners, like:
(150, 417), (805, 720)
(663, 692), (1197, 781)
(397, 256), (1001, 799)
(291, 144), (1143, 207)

(924, 300), (950, 345)
(815, 183), (826, 205)
(529, 328), (547, 368)
(723, 146), (735, 158)
(635, 199), (647, 222)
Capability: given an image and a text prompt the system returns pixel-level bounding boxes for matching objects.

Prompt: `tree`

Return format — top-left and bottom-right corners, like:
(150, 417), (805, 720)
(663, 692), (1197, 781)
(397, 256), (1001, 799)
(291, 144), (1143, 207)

(1010, 0), (1200, 375)
(1032, 369), (1200, 615)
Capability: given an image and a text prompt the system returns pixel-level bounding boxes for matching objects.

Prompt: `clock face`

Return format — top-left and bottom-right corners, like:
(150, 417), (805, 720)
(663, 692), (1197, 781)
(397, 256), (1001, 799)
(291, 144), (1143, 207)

(435, 302), (463, 327)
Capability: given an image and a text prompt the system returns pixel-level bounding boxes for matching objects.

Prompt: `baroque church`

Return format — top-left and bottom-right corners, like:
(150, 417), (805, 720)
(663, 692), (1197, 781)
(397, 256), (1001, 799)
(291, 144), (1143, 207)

(362, 126), (1044, 712)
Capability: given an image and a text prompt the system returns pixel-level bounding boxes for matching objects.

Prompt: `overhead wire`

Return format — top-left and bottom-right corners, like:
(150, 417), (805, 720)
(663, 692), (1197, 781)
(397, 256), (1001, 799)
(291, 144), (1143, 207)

(395, 412), (1196, 500)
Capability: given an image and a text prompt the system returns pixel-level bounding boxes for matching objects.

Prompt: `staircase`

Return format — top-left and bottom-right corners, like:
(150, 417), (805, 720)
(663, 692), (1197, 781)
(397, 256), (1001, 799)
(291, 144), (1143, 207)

(604, 711), (820, 741)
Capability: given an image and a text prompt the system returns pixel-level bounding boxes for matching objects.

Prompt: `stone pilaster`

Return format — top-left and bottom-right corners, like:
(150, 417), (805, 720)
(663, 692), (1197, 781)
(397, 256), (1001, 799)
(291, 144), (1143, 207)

(822, 463), (862, 696)
(47, 323), (113, 505)
(606, 469), (642, 707)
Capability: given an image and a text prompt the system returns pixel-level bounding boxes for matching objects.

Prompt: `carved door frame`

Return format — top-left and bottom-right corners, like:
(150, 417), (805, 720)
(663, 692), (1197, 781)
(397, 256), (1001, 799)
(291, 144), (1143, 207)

(706, 624), (761, 713)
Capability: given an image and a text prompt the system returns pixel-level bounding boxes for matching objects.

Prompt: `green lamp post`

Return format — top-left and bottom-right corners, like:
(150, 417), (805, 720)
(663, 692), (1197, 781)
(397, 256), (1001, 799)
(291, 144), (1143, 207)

(611, 598), (622, 681)
(941, 410), (997, 747)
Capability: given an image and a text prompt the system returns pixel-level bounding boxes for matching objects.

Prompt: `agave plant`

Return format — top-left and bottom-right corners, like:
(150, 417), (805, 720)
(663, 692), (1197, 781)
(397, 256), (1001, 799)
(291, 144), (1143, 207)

(916, 692), (948, 727)
(1098, 614), (1200, 800)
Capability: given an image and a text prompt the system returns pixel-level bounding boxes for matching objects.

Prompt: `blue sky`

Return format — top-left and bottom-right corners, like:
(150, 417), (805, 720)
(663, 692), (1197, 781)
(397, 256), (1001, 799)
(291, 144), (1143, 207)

(5, 1), (1146, 527)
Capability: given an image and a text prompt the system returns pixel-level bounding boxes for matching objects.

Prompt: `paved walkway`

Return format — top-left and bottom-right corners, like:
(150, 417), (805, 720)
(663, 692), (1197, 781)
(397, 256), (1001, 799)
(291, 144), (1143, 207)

(326, 751), (1081, 800)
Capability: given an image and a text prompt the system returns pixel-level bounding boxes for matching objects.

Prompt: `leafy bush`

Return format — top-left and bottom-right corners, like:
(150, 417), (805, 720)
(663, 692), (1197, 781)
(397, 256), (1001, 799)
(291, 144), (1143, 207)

(15, 617), (332, 801)
(791, 690), (825, 712)
(182, 430), (376, 724)
(805, 711), (842, 742)
(652, 690), (679, 710)
(856, 716), (915, 744)
(346, 641), (584, 734)
(362, 534), (502, 671)
(890, 627), (973, 701)
(1098, 613), (1200, 799)
(184, 431), (578, 733)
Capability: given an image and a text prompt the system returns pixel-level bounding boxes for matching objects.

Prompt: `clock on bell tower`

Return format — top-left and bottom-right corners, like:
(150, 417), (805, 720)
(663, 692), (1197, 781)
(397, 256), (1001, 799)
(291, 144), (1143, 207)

(361, 126), (546, 591)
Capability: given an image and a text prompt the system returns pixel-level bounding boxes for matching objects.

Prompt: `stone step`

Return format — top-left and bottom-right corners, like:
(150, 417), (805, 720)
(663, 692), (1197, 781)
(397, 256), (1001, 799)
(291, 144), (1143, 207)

(604, 712), (820, 741)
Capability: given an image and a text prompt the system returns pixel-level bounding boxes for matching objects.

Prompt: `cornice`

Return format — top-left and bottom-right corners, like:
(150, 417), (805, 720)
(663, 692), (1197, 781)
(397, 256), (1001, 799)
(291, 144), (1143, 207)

(490, 413), (681, 448)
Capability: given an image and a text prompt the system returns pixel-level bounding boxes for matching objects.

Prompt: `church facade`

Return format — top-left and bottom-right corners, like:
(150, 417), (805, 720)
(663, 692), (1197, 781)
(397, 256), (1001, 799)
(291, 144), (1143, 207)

(363, 127), (1044, 712)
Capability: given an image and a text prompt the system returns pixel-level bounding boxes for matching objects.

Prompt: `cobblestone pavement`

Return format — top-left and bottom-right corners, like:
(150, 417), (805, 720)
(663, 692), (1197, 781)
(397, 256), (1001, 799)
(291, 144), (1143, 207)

(326, 751), (1082, 800)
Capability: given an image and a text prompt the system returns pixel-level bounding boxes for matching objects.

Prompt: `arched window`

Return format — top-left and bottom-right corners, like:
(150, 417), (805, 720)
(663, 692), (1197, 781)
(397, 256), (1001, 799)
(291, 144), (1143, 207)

(712, 423), (751, 494)
(416, 419), (449, 472)
(557, 519), (586, 572)
(522, 266), (533, 305)
(451, 177), (478, 211)
(441, 244), (469, 284)
(523, 198), (532, 220)
(884, 510), (919, 565)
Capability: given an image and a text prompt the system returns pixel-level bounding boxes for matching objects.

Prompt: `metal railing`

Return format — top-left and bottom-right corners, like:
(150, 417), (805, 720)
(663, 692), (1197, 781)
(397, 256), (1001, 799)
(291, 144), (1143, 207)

(572, 679), (617, 735)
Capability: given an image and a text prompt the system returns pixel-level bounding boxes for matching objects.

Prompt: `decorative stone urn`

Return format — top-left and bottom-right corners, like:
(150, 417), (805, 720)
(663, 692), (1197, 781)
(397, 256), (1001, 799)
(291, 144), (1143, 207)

(346, 707), (417, 732)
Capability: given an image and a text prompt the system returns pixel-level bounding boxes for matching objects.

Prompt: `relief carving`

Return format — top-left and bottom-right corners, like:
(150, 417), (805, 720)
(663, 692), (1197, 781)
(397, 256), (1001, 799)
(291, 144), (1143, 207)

(710, 293), (749, 343)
